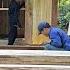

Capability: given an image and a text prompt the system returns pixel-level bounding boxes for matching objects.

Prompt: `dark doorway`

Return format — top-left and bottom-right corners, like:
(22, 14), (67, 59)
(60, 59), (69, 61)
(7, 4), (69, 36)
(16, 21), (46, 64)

(0, 0), (25, 39)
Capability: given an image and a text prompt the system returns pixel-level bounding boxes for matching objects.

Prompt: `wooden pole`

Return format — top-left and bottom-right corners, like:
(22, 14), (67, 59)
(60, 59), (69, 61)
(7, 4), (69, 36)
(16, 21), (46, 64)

(51, 0), (58, 26)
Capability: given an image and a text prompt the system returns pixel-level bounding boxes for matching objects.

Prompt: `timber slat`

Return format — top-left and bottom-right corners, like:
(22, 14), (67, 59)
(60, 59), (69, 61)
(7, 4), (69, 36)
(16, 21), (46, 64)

(0, 56), (70, 65)
(0, 45), (44, 50)
(0, 67), (70, 70)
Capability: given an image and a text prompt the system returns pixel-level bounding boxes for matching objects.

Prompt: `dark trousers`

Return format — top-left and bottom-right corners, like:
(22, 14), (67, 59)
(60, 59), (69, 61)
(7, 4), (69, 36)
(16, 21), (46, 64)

(8, 26), (17, 45)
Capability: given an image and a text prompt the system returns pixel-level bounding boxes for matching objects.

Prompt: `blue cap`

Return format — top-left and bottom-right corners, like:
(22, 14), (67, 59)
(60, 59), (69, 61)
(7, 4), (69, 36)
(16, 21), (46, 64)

(38, 21), (50, 32)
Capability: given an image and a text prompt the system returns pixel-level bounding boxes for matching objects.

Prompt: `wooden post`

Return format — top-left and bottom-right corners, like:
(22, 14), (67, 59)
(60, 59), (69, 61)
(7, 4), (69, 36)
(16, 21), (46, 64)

(51, 0), (58, 26)
(25, 0), (33, 44)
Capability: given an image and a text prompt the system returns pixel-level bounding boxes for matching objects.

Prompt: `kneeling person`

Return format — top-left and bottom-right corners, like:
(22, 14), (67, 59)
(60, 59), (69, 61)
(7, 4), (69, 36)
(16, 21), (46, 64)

(38, 21), (70, 51)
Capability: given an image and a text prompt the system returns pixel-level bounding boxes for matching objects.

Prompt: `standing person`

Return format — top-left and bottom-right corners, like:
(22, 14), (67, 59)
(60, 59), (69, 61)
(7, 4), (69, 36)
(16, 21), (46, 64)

(8, 0), (24, 45)
(38, 21), (70, 51)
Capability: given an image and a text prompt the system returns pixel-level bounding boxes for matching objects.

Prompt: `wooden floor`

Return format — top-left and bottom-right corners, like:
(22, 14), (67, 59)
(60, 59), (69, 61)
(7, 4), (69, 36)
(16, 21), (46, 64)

(0, 56), (70, 65)
(0, 38), (25, 45)
(0, 42), (70, 70)
(0, 45), (43, 50)
(0, 46), (69, 65)
(0, 67), (70, 70)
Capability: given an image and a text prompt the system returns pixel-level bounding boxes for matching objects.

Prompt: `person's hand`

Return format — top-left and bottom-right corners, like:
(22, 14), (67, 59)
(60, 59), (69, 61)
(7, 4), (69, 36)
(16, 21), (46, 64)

(18, 25), (22, 28)
(14, 25), (18, 28)
(17, 22), (21, 27)
(14, 25), (22, 28)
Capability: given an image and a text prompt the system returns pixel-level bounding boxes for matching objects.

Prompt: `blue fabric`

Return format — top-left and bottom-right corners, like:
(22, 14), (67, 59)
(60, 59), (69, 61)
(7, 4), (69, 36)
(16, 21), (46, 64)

(48, 27), (70, 51)
(44, 44), (64, 50)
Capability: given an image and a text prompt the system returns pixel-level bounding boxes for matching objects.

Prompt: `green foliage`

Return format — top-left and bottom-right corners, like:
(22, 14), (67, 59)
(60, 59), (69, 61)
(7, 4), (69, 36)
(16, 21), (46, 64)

(58, 0), (70, 31)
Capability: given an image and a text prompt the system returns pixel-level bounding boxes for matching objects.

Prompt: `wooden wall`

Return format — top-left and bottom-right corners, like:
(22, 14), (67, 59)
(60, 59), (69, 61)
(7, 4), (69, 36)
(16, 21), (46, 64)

(0, 0), (58, 44)
(29, 0), (52, 44)
(25, 0), (58, 44)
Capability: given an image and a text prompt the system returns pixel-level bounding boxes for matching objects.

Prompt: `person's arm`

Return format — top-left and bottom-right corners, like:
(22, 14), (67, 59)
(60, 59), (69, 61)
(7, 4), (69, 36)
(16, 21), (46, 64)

(50, 31), (62, 48)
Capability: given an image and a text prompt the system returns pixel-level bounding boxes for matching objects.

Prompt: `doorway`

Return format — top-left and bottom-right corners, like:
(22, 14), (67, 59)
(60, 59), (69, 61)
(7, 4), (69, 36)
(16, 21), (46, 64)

(0, 0), (25, 39)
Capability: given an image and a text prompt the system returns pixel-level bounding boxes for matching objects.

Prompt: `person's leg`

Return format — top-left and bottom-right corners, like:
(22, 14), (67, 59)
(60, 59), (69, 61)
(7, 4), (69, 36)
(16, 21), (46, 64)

(44, 44), (64, 50)
(8, 35), (16, 45)
(8, 27), (17, 45)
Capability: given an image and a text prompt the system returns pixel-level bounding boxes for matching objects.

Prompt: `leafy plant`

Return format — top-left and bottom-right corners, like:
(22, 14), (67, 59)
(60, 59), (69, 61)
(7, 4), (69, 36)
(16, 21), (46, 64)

(58, 0), (70, 31)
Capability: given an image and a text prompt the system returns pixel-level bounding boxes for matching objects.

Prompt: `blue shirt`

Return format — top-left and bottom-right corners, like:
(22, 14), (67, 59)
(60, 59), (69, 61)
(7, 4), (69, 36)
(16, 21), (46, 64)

(48, 27), (70, 50)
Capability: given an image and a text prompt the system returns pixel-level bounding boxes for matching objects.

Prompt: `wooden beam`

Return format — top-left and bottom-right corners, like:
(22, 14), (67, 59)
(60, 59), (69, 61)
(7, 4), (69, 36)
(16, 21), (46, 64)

(0, 56), (70, 65)
(0, 64), (70, 68)
(0, 50), (69, 56)
(0, 66), (70, 70)
(25, 0), (33, 44)
(0, 45), (43, 50)
(51, 0), (58, 26)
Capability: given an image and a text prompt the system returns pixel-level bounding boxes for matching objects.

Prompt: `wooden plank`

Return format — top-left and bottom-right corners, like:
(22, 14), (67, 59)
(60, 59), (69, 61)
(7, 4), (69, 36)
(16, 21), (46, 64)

(0, 65), (70, 68)
(51, 0), (58, 26)
(0, 66), (70, 70)
(0, 50), (69, 65)
(0, 56), (70, 65)
(0, 50), (70, 56)
(0, 45), (43, 50)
